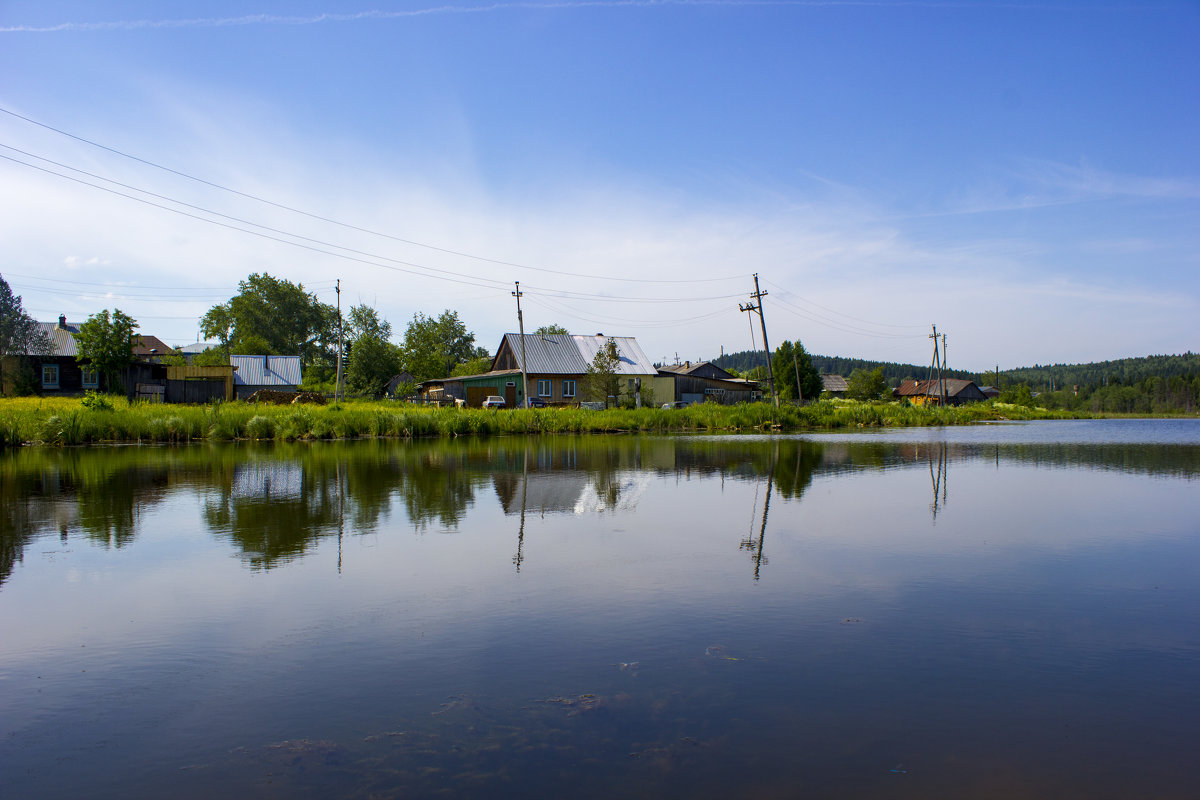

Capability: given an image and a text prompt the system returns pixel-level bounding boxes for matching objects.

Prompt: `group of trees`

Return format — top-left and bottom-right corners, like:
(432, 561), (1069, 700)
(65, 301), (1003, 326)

(1, 274), (52, 393)
(2, 273), (144, 395)
(197, 273), (492, 398)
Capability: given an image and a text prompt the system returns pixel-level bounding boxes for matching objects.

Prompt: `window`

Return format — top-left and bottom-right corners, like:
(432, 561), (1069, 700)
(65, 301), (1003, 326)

(81, 369), (99, 389)
(42, 364), (60, 388)
(562, 380), (576, 398)
(537, 379), (552, 397)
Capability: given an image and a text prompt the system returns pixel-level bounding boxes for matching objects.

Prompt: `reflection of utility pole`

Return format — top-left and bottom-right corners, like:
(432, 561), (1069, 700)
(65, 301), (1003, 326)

(513, 443), (529, 571)
(929, 443), (947, 521)
(740, 454), (774, 580)
(336, 455), (344, 574)
(513, 282), (529, 409)
(739, 274), (778, 406)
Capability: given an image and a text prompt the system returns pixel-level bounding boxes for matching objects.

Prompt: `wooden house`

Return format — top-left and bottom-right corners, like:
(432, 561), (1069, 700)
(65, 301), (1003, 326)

(657, 361), (760, 405)
(894, 378), (988, 406)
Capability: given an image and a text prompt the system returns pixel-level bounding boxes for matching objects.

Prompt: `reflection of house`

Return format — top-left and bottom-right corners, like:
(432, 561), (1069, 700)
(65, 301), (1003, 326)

(232, 461), (305, 500)
(658, 361), (760, 405)
(230, 355), (302, 399)
(894, 378), (988, 406)
(493, 469), (648, 515)
(821, 374), (848, 397)
(420, 333), (669, 408)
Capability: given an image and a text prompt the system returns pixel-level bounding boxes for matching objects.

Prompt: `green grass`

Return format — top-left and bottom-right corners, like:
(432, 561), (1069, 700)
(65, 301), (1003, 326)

(0, 395), (1082, 447)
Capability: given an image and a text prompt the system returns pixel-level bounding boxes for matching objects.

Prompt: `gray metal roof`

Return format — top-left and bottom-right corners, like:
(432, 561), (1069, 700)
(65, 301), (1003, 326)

(180, 342), (220, 354)
(229, 355), (302, 387)
(36, 321), (82, 357)
(501, 333), (657, 375)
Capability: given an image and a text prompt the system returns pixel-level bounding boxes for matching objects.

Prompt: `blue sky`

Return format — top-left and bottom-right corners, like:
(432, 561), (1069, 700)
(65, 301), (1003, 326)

(1, 1), (1197, 370)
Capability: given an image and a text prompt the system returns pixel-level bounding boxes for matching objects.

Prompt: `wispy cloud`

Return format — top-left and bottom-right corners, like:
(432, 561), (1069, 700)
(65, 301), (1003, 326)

(0, 1), (1172, 34)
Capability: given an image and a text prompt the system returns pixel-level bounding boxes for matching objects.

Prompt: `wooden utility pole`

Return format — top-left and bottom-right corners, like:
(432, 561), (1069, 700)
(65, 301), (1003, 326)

(335, 278), (343, 403)
(512, 281), (529, 408)
(928, 324), (942, 407)
(739, 273), (778, 406)
(940, 332), (948, 406)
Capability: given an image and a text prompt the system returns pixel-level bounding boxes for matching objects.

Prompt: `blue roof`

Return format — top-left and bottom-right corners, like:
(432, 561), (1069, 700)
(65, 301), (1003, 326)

(229, 355), (302, 387)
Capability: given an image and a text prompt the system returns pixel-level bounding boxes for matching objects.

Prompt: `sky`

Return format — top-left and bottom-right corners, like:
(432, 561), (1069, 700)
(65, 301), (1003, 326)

(1, 0), (1197, 372)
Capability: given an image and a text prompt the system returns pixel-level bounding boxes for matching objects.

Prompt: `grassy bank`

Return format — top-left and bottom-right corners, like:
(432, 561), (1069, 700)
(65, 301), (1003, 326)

(0, 396), (1079, 447)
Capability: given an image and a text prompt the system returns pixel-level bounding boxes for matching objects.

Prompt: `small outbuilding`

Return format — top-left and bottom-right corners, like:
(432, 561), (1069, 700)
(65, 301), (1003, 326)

(230, 355), (302, 400)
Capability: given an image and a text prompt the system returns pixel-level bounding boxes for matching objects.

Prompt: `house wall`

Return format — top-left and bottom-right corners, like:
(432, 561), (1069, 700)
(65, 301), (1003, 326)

(668, 374), (757, 405)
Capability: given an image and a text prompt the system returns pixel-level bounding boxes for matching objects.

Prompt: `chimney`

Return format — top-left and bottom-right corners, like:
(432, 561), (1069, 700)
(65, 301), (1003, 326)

(58, 315), (67, 329)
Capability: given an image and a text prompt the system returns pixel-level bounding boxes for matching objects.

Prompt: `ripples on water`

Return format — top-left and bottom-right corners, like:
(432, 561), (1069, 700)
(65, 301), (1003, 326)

(1, 420), (1198, 798)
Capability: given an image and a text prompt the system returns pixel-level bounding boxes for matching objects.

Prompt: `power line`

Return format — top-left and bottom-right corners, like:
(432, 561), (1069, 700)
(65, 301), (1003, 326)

(2, 150), (748, 305)
(1, 105), (746, 285)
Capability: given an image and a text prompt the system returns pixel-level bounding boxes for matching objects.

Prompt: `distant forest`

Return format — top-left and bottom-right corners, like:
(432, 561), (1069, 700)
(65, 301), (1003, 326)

(710, 349), (1200, 414)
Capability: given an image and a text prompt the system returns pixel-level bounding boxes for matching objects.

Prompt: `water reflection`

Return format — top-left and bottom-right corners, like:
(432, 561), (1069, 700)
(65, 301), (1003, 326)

(2, 430), (1198, 587)
(4, 423), (1200, 800)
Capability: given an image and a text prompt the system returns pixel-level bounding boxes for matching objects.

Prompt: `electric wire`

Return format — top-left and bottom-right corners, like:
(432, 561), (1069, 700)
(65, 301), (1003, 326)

(1, 150), (748, 305)
(0, 106), (746, 285)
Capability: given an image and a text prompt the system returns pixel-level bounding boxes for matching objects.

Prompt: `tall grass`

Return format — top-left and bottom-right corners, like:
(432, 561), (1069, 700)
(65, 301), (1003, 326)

(0, 395), (1082, 448)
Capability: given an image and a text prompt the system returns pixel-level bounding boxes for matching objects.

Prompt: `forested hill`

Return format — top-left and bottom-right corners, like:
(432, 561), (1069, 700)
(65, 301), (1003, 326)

(712, 350), (977, 386)
(712, 349), (1200, 390)
(1003, 353), (1200, 390)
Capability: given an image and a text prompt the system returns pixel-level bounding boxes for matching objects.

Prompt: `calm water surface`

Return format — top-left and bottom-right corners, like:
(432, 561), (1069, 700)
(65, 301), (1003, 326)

(2, 420), (1198, 798)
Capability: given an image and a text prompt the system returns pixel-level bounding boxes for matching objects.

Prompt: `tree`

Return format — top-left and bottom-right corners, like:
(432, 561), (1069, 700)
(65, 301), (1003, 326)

(400, 310), (478, 383)
(0, 274), (51, 394)
(534, 324), (569, 335)
(582, 339), (622, 408)
(346, 304), (392, 344)
(207, 273), (337, 367)
(773, 340), (822, 402)
(451, 355), (492, 377)
(845, 367), (887, 401)
(193, 347), (231, 368)
(199, 302), (234, 363)
(75, 309), (137, 393)
(346, 334), (404, 398)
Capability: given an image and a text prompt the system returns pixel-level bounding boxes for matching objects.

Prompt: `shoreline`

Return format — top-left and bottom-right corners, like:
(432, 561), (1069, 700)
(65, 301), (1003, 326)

(0, 396), (1096, 448)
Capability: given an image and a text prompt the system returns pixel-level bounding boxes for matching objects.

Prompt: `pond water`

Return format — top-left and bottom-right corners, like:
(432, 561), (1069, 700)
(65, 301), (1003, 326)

(1, 420), (1198, 799)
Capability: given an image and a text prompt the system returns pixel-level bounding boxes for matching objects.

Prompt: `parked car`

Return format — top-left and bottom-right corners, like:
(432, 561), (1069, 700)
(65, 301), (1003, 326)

(662, 401), (688, 409)
(526, 397), (546, 408)
(482, 395), (506, 409)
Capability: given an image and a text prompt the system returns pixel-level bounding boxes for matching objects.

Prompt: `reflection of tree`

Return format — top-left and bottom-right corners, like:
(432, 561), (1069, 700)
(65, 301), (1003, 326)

(205, 451), (338, 570)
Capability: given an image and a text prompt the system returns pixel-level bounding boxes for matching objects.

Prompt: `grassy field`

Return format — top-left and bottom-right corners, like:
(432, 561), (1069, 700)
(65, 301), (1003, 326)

(0, 395), (1079, 447)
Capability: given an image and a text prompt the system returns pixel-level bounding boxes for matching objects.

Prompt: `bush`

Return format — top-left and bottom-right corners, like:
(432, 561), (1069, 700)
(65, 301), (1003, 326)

(244, 415), (275, 440)
(81, 391), (114, 412)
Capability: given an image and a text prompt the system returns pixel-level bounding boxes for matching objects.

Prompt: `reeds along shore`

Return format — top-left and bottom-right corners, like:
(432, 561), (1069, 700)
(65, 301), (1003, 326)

(0, 396), (1076, 447)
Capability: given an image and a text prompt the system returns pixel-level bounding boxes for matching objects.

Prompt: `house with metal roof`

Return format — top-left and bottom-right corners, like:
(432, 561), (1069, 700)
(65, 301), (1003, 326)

(894, 378), (988, 406)
(491, 333), (671, 408)
(11, 317), (104, 394)
(657, 360), (761, 405)
(418, 334), (670, 408)
(230, 355), (302, 399)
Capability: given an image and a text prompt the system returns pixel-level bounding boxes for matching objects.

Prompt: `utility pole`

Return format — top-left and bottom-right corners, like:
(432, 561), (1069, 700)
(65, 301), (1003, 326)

(335, 278), (343, 403)
(512, 281), (529, 408)
(739, 273), (777, 406)
(928, 324), (942, 407)
(940, 332), (948, 406)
